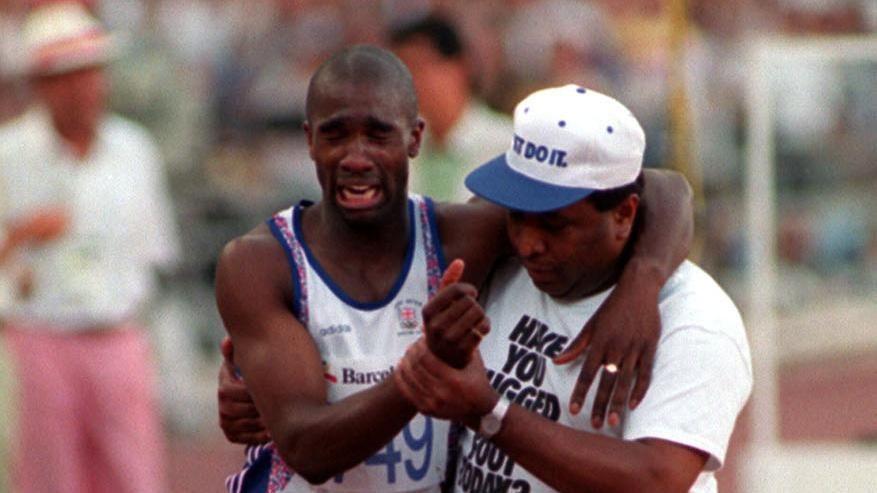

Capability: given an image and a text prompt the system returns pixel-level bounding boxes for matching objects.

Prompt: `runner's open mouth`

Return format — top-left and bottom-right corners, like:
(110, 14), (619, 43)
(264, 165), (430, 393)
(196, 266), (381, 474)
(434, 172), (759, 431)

(337, 184), (383, 210)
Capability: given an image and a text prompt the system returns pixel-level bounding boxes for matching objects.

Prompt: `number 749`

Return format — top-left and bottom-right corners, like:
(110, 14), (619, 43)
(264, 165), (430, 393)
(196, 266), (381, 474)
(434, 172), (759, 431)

(334, 416), (434, 485)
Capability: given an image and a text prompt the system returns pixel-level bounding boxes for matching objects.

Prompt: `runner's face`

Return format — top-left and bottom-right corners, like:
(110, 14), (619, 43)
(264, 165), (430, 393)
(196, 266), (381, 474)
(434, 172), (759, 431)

(305, 80), (422, 225)
(506, 196), (637, 299)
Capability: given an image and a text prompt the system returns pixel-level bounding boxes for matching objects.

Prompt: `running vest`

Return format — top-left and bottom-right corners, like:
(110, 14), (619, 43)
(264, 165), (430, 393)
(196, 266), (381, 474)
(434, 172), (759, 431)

(227, 195), (449, 493)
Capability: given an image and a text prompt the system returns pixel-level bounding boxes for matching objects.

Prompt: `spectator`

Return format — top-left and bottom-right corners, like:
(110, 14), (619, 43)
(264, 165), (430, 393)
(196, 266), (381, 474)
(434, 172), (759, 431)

(390, 14), (512, 202)
(0, 3), (180, 491)
(396, 85), (752, 493)
(0, 2), (27, 490)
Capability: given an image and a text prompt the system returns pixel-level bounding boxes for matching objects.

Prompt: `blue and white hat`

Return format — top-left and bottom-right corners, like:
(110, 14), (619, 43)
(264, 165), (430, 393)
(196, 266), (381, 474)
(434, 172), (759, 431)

(465, 84), (645, 212)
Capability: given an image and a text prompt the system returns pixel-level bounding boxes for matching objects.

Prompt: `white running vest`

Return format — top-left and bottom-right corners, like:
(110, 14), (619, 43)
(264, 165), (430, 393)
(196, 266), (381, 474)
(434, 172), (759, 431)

(227, 195), (450, 493)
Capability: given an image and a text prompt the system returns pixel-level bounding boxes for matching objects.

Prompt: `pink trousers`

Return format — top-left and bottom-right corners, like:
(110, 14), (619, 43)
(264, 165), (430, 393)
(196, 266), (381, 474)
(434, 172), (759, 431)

(4, 324), (166, 493)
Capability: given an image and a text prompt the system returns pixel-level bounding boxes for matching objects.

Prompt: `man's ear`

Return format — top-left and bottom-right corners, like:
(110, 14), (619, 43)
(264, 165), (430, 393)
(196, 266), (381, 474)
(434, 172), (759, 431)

(408, 117), (426, 158)
(303, 121), (316, 161)
(613, 194), (640, 241)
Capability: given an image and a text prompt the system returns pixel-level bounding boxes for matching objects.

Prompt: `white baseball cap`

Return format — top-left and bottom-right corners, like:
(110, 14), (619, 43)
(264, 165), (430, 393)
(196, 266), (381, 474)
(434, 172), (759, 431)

(22, 1), (115, 77)
(465, 84), (645, 212)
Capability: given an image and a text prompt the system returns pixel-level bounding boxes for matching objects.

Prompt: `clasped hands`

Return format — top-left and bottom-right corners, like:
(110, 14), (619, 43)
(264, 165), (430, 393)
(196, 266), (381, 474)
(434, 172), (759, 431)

(394, 258), (661, 432)
(394, 259), (498, 429)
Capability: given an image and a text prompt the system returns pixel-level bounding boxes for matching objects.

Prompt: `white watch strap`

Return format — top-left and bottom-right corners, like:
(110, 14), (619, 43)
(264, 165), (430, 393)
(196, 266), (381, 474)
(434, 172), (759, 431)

(479, 396), (511, 437)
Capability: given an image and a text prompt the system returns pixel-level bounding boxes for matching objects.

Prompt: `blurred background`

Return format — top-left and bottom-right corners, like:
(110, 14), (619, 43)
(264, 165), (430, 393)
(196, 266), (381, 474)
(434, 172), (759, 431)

(0, 0), (874, 491)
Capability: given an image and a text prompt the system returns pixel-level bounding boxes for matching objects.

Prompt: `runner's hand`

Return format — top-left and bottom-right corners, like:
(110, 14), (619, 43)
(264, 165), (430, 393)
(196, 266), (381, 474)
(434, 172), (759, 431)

(553, 283), (660, 428)
(423, 259), (490, 369)
(395, 338), (496, 426)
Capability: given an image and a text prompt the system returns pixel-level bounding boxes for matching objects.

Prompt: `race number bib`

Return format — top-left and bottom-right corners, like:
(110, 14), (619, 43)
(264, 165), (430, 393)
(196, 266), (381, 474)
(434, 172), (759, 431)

(319, 357), (449, 492)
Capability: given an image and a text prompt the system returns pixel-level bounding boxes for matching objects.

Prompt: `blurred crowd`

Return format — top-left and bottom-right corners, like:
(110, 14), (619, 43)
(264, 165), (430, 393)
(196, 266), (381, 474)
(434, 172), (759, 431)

(0, 0), (875, 487)
(3, 0), (876, 292)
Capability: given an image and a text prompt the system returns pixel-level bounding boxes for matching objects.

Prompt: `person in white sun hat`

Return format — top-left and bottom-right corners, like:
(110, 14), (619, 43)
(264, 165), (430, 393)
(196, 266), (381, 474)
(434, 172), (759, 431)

(0, 2), (179, 492)
(394, 84), (753, 493)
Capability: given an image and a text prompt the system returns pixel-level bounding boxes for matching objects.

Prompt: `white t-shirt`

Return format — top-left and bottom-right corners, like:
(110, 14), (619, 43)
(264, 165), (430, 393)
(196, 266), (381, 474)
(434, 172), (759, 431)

(454, 260), (752, 493)
(0, 107), (180, 329)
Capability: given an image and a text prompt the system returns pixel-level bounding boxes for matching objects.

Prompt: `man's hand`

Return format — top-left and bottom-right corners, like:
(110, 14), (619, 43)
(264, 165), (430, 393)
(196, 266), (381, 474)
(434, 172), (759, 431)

(8, 207), (70, 246)
(553, 280), (660, 429)
(394, 338), (497, 427)
(423, 259), (490, 369)
(217, 337), (270, 445)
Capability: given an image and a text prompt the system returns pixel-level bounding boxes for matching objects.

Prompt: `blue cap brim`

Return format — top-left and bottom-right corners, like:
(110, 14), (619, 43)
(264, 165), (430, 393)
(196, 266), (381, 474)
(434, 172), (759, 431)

(465, 154), (595, 213)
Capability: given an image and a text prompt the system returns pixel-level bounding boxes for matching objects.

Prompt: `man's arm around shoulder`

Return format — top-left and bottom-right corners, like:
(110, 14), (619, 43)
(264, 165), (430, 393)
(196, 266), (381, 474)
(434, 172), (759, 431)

(434, 199), (510, 289)
(215, 227), (416, 484)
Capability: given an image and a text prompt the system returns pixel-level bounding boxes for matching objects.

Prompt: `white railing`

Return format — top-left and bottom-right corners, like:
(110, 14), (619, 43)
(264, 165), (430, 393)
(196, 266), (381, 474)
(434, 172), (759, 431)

(743, 35), (877, 491)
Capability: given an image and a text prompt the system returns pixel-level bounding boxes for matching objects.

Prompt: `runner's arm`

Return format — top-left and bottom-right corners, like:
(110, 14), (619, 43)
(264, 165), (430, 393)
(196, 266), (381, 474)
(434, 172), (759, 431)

(215, 228), (416, 484)
(555, 168), (693, 422)
(437, 169), (693, 419)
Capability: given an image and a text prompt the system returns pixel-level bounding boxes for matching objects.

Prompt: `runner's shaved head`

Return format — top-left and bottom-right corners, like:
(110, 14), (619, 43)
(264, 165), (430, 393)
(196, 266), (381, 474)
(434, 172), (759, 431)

(306, 45), (419, 123)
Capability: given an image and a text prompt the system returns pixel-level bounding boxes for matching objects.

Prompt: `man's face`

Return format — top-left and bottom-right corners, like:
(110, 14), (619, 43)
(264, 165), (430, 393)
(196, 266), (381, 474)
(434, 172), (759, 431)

(506, 195), (638, 299)
(393, 37), (464, 129)
(304, 80), (423, 225)
(33, 66), (106, 135)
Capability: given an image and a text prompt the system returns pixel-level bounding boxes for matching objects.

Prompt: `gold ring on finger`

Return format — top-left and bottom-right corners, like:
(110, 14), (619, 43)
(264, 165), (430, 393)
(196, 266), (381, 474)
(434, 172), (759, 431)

(603, 363), (619, 374)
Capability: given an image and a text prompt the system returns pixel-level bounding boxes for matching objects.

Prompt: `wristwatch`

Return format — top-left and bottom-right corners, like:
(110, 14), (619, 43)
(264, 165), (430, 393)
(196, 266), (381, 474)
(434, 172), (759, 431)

(478, 396), (510, 438)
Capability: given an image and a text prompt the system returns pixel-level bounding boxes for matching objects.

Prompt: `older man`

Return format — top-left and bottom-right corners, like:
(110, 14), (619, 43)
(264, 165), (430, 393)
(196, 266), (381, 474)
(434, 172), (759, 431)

(396, 85), (752, 493)
(0, 3), (179, 492)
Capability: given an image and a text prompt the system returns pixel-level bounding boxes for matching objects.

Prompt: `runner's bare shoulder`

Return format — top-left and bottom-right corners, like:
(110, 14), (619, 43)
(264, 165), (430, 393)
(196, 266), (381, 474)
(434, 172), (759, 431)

(433, 199), (510, 289)
(216, 223), (294, 321)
